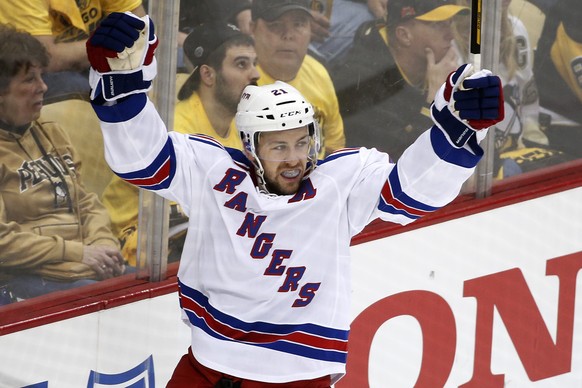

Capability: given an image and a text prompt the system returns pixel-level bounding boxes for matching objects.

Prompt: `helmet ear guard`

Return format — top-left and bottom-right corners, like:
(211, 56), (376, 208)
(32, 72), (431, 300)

(235, 81), (320, 194)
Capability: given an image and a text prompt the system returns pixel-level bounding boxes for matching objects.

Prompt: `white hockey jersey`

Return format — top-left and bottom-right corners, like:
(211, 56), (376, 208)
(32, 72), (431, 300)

(92, 93), (483, 384)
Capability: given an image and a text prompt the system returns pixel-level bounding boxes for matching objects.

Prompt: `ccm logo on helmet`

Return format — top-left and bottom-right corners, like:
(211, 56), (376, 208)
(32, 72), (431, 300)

(280, 110), (302, 118)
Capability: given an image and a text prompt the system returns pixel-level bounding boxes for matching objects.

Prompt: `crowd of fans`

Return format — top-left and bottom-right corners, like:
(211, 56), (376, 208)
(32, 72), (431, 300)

(0, 0), (580, 305)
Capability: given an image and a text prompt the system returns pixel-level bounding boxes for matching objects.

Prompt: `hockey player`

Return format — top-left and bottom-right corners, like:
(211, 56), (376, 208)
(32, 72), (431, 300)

(86, 12), (504, 387)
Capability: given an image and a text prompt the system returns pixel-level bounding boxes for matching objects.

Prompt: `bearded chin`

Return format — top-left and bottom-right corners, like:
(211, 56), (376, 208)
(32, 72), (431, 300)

(214, 74), (239, 114)
(264, 176), (300, 196)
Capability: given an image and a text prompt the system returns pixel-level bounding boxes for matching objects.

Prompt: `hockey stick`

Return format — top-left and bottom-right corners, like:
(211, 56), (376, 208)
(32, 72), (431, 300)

(470, 0), (482, 54)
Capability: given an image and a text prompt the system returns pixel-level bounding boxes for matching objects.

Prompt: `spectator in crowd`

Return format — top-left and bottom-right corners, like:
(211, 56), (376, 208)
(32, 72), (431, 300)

(101, 22), (259, 264)
(0, 25), (127, 304)
(309, 0), (387, 65)
(176, 24), (259, 140)
(0, 0), (145, 103)
(250, 0), (346, 156)
(331, 0), (468, 160)
(529, 0), (582, 158)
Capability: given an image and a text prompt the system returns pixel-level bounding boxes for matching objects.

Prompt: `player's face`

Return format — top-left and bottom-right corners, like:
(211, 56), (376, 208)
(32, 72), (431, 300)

(251, 11), (311, 81)
(256, 126), (310, 195)
(214, 44), (260, 113)
(0, 65), (47, 127)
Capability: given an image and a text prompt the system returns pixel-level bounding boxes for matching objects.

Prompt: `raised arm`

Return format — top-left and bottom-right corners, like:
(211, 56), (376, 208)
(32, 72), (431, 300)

(360, 64), (505, 228)
(85, 13), (166, 171)
(86, 12), (190, 205)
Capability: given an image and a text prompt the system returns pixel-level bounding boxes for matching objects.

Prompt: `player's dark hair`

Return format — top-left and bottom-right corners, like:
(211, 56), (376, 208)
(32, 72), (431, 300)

(0, 24), (50, 94)
(178, 34), (254, 101)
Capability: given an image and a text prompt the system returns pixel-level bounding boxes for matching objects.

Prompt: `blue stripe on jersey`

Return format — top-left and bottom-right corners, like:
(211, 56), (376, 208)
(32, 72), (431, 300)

(186, 135), (252, 171)
(115, 137), (176, 190)
(91, 93), (147, 123)
(178, 280), (349, 363)
(320, 148), (360, 165)
(187, 312), (347, 363)
(378, 166), (439, 220)
(430, 126), (483, 168)
(187, 134), (225, 149)
(227, 148), (253, 171)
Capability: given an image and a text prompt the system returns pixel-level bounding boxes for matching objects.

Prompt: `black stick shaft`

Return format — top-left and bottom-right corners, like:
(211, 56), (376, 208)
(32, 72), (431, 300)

(470, 0), (482, 54)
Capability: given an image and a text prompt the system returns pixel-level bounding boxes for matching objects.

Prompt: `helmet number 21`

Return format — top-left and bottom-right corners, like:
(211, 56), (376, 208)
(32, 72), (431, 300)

(271, 88), (289, 96)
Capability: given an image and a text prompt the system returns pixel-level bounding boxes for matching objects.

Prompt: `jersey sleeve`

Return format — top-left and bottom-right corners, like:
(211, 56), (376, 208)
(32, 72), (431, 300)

(91, 94), (221, 217)
(92, 94), (184, 199)
(345, 125), (483, 235)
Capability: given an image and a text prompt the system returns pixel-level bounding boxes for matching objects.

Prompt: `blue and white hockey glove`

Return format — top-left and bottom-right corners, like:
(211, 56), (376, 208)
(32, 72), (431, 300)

(431, 64), (505, 148)
(86, 12), (158, 102)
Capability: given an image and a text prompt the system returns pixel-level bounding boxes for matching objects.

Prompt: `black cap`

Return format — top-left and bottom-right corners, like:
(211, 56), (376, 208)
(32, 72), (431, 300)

(251, 0), (312, 21)
(183, 22), (245, 68)
(387, 0), (468, 27)
(179, 22), (246, 100)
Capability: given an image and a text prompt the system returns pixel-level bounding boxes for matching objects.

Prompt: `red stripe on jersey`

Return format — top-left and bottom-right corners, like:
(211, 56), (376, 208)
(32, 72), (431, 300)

(380, 182), (430, 217)
(180, 292), (348, 352)
(125, 157), (171, 186)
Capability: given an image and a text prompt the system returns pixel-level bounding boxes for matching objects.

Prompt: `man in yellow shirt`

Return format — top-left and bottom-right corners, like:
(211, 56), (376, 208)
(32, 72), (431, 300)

(0, 0), (145, 102)
(250, 0), (346, 156)
(102, 22), (259, 264)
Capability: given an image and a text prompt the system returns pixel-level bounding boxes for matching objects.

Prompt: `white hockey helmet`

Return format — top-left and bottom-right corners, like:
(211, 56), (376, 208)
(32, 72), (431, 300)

(236, 81), (320, 193)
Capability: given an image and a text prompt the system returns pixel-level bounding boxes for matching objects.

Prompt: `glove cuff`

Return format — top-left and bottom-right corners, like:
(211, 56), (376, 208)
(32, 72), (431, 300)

(90, 67), (152, 102)
(431, 102), (474, 148)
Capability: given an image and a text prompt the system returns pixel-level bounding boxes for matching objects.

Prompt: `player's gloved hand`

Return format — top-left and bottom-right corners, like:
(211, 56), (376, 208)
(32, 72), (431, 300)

(431, 64), (504, 148)
(86, 12), (158, 102)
